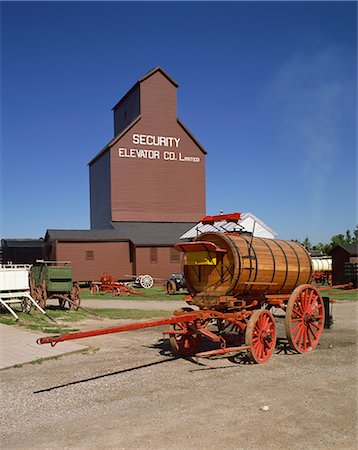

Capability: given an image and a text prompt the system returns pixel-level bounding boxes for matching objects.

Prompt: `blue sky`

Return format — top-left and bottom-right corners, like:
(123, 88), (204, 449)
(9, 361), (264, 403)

(1, 1), (357, 243)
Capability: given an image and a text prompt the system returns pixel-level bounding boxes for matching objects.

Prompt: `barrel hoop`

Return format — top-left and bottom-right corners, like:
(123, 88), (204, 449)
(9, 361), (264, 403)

(271, 240), (288, 291)
(256, 237), (276, 284)
(285, 241), (301, 288)
(240, 235), (258, 292)
(224, 234), (242, 294)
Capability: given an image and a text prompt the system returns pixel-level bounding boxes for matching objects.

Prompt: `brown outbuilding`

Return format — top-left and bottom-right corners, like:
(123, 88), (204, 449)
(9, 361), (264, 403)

(331, 244), (358, 287)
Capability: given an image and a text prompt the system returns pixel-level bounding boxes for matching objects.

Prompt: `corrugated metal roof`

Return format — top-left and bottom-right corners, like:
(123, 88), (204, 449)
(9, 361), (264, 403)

(46, 222), (197, 246)
(1, 239), (44, 248)
(331, 244), (358, 256)
(180, 212), (277, 240)
(111, 222), (197, 245)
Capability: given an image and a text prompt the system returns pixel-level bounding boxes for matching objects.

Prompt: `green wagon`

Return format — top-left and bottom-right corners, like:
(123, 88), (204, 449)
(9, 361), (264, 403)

(30, 261), (80, 310)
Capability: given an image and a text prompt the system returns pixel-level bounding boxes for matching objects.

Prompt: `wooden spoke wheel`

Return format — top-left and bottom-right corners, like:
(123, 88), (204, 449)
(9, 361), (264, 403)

(169, 308), (201, 357)
(29, 277), (36, 299)
(59, 298), (67, 309)
(21, 298), (32, 314)
(166, 280), (177, 295)
(112, 287), (121, 297)
(285, 284), (324, 353)
(90, 284), (99, 295)
(35, 285), (47, 309)
(216, 318), (245, 347)
(139, 274), (154, 289)
(245, 310), (277, 364)
(70, 283), (81, 311)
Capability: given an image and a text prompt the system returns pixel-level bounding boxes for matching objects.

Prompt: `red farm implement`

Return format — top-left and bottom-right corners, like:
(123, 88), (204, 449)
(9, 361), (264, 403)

(90, 274), (142, 297)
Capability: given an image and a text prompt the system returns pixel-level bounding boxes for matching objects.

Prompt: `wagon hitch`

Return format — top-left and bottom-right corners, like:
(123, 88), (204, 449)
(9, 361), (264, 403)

(36, 313), (199, 347)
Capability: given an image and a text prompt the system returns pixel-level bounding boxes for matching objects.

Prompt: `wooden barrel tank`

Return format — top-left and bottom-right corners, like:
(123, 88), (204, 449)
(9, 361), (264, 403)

(180, 233), (312, 302)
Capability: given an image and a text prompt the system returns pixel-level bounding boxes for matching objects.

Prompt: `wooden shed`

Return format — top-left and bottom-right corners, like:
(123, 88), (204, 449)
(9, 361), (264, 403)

(331, 244), (358, 287)
(1, 239), (44, 265)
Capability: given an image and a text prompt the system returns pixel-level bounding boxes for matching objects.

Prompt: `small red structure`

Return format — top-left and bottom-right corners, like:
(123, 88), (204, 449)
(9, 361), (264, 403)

(90, 274), (142, 296)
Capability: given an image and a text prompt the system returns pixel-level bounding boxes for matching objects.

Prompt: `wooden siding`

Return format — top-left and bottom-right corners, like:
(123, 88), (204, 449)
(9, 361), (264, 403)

(332, 247), (352, 285)
(55, 242), (133, 282)
(136, 246), (182, 280)
(114, 85), (140, 136)
(110, 72), (205, 222)
(90, 151), (112, 229)
(140, 71), (177, 122)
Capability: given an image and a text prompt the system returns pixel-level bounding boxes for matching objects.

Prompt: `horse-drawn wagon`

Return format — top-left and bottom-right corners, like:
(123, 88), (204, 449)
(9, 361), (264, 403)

(30, 261), (80, 310)
(37, 213), (329, 364)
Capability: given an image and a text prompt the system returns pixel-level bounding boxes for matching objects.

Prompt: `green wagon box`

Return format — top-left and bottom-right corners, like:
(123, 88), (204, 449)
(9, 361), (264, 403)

(30, 261), (80, 310)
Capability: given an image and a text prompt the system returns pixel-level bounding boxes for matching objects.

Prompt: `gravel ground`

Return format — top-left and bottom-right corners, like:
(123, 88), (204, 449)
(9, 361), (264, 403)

(1, 302), (357, 450)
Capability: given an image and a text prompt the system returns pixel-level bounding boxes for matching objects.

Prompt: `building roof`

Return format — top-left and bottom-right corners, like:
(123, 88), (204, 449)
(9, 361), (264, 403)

(1, 239), (44, 248)
(331, 244), (358, 256)
(88, 116), (142, 166)
(177, 119), (207, 155)
(110, 222), (196, 245)
(139, 66), (179, 87)
(180, 212), (277, 240)
(46, 222), (197, 246)
(45, 229), (129, 241)
(111, 66), (179, 112)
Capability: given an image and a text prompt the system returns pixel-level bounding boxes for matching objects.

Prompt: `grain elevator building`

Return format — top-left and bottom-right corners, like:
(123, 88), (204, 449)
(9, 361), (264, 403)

(44, 67), (207, 281)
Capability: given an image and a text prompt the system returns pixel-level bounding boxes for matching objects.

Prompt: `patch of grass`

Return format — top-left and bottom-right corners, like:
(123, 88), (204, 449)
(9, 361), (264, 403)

(0, 306), (172, 334)
(321, 289), (358, 301)
(81, 286), (187, 301)
(30, 358), (43, 365)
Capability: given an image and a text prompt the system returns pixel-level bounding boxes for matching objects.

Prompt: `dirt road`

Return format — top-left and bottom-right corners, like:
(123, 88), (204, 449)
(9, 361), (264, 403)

(1, 302), (357, 449)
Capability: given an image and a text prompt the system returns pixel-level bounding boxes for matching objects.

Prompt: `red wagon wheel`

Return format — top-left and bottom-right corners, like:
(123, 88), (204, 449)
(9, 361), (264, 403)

(169, 308), (201, 357)
(35, 285), (47, 309)
(166, 280), (177, 295)
(70, 283), (81, 311)
(285, 284), (324, 353)
(245, 310), (277, 364)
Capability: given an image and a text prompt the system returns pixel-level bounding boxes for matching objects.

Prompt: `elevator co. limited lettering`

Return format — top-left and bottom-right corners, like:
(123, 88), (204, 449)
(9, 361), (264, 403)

(118, 148), (200, 163)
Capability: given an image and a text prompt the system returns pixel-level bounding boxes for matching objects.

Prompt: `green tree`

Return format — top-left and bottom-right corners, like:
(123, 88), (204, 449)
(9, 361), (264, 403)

(352, 225), (358, 244)
(302, 237), (312, 251)
(345, 229), (352, 244)
(312, 242), (327, 255)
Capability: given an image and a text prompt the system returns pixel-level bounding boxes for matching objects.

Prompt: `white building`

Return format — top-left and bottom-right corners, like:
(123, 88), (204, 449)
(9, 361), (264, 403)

(180, 212), (277, 240)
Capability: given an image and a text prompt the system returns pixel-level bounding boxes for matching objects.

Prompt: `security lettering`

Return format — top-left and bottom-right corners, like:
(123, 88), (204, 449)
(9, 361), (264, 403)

(133, 134), (180, 148)
(117, 133), (201, 163)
